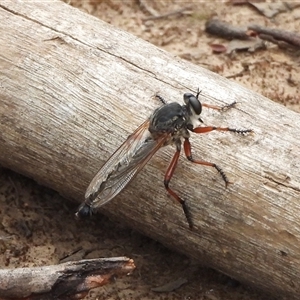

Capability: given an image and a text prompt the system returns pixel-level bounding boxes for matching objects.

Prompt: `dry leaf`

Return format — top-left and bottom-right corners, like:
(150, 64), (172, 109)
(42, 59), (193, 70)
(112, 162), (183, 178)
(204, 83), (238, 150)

(248, 2), (288, 18)
(226, 38), (265, 53)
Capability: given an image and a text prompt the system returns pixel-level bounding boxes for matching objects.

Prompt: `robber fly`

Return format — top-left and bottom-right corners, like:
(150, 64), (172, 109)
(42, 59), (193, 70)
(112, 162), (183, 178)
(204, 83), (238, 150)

(76, 90), (252, 229)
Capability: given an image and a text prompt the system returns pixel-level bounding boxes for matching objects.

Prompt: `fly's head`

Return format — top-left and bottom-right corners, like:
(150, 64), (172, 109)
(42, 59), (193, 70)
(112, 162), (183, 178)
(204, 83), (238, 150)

(183, 92), (203, 131)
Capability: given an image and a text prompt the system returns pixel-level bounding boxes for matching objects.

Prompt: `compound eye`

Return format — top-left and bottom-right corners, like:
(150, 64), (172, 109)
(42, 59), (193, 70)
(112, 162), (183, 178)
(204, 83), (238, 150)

(184, 93), (202, 115)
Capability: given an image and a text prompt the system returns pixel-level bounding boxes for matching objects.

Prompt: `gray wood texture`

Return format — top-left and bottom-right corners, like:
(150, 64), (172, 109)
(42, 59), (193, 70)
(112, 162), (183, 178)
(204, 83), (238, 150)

(1, 1), (300, 298)
(0, 257), (135, 298)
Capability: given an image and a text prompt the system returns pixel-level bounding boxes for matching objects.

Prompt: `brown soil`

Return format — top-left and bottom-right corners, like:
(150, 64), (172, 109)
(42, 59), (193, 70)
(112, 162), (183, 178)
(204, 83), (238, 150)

(1, 1), (300, 299)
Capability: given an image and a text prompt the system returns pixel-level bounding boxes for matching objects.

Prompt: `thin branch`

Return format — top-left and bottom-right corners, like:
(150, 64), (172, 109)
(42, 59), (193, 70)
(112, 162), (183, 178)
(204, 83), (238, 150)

(0, 257), (135, 300)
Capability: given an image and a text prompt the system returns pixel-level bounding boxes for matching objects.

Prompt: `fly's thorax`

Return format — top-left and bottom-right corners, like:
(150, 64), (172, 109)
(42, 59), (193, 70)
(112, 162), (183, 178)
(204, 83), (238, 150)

(148, 102), (190, 139)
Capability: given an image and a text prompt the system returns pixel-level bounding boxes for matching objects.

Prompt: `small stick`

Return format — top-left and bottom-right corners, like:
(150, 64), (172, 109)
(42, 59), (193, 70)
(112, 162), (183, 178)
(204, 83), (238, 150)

(143, 7), (192, 21)
(0, 257), (135, 300)
(205, 19), (250, 40)
(138, 0), (159, 17)
(249, 25), (300, 48)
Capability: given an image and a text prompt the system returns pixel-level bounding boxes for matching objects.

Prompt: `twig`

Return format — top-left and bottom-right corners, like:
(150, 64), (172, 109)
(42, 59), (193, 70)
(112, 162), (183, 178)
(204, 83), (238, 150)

(143, 6), (192, 21)
(205, 19), (250, 40)
(138, 0), (159, 17)
(0, 257), (135, 299)
(249, 25), (300, 48)
(59, 246), (84, 263)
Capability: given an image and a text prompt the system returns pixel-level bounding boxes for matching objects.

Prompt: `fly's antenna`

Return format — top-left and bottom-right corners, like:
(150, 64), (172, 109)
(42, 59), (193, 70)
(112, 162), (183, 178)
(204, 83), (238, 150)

(196, 88), (202, 100)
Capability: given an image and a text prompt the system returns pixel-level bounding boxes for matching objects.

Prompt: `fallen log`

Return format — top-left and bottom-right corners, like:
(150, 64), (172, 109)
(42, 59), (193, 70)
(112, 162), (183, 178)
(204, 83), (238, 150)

(0, 1), (300, 299)
(0, 257), (135, 299)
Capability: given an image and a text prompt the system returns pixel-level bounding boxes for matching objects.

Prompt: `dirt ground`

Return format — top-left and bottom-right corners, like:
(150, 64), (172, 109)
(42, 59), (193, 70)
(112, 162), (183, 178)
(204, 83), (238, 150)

(1, 1), (300, 299)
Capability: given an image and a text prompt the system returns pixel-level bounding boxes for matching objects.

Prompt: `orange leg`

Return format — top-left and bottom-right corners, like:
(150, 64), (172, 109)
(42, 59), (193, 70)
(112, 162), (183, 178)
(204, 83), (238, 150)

(164, 146), (193, 229)
(192, 126), (253, 135)
(183, 138), (231, 187)
(195, 89), (237, 111)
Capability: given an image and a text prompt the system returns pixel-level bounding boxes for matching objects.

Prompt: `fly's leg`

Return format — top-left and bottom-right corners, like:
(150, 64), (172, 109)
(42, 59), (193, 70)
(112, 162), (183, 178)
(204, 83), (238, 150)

(164, 144), (193, 229)
(192, 126), (253, 135)
(202, 102), (237, 111)
(187, 126), (252, 185)
(183, 138), (231, 188)
(195, 88), (237, 111)
(155, 94), (167, 105)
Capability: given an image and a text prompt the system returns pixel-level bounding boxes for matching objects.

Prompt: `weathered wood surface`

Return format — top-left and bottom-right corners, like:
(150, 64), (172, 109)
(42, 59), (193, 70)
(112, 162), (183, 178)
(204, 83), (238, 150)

(0, 1), (300, 299)
(0, 257), (135, 299)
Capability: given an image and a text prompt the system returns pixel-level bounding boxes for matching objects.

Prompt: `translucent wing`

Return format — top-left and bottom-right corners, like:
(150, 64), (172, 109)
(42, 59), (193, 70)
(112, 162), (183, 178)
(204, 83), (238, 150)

(82, 120), (169, 213)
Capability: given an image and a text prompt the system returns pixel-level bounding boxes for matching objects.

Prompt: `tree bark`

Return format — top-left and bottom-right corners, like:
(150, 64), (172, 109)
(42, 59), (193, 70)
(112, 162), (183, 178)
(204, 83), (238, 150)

(1, 1), (300, 299)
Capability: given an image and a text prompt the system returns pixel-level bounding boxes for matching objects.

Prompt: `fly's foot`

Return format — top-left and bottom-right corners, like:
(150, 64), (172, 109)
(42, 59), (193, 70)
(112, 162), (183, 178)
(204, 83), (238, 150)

(228, 128), (253, 135)
(221, 101), (238, 112)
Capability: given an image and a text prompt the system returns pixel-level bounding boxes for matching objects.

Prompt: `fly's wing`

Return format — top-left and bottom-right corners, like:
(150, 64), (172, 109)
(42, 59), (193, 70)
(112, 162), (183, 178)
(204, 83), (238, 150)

(84, 120), (169, 210)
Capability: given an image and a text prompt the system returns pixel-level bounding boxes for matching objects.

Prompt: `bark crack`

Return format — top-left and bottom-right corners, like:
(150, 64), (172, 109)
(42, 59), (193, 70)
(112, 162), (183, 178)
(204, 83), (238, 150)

(265, 175), (300, 193)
